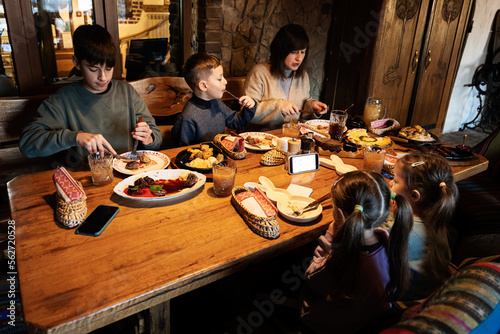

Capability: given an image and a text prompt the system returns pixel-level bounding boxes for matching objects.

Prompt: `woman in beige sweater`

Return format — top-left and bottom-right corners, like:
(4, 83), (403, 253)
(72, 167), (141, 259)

(244, 24), (328, 130)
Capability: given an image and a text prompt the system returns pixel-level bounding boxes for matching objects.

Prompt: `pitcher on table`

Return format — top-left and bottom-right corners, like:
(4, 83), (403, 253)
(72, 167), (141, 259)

(363, 97), (386, 127)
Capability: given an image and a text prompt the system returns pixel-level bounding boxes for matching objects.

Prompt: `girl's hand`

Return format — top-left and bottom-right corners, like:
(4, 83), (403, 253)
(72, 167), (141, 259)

(76, 132), (116, 157)
(132, 120), (154, 145)
(280, 100), (300, 116)
(311, 100), (328, 115)
(239, 96), (255, 109)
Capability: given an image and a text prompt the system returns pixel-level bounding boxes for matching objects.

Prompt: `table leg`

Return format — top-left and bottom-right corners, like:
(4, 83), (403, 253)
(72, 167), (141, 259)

(147, 300), (170, 334)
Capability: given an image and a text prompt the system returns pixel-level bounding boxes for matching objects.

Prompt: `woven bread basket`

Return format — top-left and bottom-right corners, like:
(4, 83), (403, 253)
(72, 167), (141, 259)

(231, 187), (280, 239)
(55, 182), (87, 228)
(213, 134), (246, 160)
(261, 148), (287, 166)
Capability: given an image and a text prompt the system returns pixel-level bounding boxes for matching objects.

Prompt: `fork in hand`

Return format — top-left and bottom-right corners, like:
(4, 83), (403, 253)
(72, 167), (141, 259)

(225, 90), (240, 100)
(129, 116), (144, 161)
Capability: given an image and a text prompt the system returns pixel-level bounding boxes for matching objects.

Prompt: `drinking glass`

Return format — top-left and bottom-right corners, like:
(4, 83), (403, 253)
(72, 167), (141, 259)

(88, 152), (114, 186)
(329, 110), (348, 140)
(212, 160), (237, 196)
(362, 146), (386, 174)
(282, 123), (300, 138)
(363, 97), (386, 127)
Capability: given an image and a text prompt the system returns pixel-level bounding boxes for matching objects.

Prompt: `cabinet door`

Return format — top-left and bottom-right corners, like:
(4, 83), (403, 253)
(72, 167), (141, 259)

(410, 0), (472, 132)
(368, 0), (430, 125)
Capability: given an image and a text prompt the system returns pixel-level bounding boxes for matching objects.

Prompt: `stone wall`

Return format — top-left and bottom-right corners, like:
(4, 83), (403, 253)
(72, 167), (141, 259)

(197, 0), (333, 100)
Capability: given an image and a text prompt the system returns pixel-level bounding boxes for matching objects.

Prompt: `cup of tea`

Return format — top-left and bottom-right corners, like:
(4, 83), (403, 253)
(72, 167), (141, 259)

(329, 110), (348, 140)
(363, 97), (386, 127)
(212, 160), (237, 196)
(88, 152), (114, 186)
(282, 122), (300, 138)
(362, 146), (386, 174)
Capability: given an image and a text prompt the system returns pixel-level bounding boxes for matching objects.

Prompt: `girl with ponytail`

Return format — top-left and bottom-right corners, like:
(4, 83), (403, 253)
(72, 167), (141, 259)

(300, 170), (413, 334)
(383, 151), (458, 300)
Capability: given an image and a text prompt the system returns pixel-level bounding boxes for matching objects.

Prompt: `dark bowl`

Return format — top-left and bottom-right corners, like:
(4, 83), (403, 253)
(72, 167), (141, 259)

(175, 142), (227, 173)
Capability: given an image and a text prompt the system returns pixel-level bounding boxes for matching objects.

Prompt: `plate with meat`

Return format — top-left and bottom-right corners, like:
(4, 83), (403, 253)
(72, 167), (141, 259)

(113, 150), (170, 175)
(239, 132), (278, 151)
(113, 169), (206, 201)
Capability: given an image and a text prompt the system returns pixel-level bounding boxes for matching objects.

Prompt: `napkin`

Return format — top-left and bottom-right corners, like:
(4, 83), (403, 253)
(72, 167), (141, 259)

(222, 135), (244, 152)
(53, 166), (85, 202)
(287, 184), (313, 197)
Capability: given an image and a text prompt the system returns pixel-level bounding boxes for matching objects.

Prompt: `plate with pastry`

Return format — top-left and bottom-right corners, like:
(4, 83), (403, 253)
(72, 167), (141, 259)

(113, 150), (170, 175)
(239, 132), (279, 151)
(175, 142), (226, 174)
(344, 128), (392, 148)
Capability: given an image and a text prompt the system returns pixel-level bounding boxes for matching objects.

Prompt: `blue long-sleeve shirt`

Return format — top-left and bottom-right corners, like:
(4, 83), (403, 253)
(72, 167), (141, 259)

(171, 95), (256, 147)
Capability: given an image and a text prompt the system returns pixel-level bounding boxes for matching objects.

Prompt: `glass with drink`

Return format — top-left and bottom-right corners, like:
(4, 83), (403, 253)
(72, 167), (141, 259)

(88, 152), (114, 186)
(362, 146), (386, 174)
(363, 97), (386, 127)
(282, 122), (300, 138)
(212, 160), (237, 196)
(329, 110), (348, 140)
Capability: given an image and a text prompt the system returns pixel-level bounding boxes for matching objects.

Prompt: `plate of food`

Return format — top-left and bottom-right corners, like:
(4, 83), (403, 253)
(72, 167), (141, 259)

(398, 125), (438, 144)
(175, 142), (226, 174)
(277, 195), (323, 223)
(239, 132), (278, 151)
(301, 120), (348, 138)
(344, 128), (392, 148)
(113, 150), (170, 175)
(113, 169), (206, 201)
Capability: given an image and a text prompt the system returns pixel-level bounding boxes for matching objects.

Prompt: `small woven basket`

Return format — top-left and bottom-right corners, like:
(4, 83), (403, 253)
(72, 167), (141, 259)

(261, 148), (287, 166)
(55, 182), (87, 228)
(213, 134), (246, 160)
(231, 187), (280, 239)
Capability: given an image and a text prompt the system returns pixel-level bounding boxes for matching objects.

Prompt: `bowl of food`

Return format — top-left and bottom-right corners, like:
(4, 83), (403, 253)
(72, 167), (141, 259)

(175, 142), (226, 173)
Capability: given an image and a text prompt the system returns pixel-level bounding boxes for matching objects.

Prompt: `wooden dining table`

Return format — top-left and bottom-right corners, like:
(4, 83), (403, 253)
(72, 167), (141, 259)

(7, 129), (488, 334)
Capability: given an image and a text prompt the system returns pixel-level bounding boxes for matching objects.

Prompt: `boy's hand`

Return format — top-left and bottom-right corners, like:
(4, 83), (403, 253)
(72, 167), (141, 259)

(280, 100), (300, 116)
(132, 120), (154, 145)
(76, 132), (116, 157)
(311, 100), (328, 115)
(239, 96), (256, 109)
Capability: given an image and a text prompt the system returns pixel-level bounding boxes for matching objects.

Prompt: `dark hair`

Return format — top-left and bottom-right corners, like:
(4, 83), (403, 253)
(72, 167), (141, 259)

(398, 152), (458, 231)
(270, 24), (309, 79)
(72, 25), (116, 68)
(325, 171), (413, 302)
(182, 53), (221, 90)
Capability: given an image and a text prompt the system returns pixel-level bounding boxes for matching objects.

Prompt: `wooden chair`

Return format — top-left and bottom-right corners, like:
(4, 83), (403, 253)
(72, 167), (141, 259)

(222, 76), (246, 102)
(129, 76), (192, 149)
(0, 95), (56, 188)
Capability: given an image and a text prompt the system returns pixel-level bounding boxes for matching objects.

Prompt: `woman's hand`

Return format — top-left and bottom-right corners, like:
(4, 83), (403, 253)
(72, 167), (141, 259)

(311, 100), (328, 115)
(239, 95), (256, 109)
(132, 120), (153, 145)
(76, 132), (116, 156)
(280, 100), (300, 116)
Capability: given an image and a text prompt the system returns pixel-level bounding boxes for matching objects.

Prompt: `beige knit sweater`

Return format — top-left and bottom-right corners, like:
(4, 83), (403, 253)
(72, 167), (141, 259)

(244, 62), (315, 131)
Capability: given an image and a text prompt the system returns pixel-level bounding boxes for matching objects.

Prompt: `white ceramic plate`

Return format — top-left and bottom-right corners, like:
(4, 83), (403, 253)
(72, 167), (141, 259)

(113, 150), (170, 175)
(277, 195), (323, 223)
(113, 169), (206, 201)
(239, 132), (279, 151)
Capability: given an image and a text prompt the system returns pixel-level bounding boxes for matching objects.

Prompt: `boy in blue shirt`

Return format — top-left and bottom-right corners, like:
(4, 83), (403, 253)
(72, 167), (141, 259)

(172, 53), (256, 146)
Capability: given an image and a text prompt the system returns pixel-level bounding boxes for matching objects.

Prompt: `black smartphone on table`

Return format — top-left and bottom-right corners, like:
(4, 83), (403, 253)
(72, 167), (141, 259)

(75, 205), (120, 236)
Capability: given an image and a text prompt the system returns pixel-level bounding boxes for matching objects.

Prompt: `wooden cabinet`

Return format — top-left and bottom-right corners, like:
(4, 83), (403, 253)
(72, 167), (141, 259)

(323, 0), (474, 136)
(368, 0), (474, 134)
